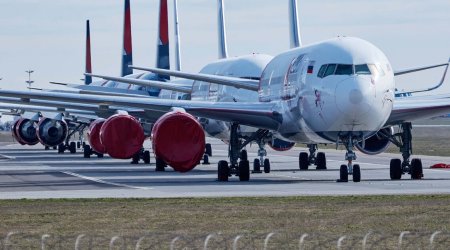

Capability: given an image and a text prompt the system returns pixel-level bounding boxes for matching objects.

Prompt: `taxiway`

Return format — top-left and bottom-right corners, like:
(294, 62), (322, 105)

(1, 139), (450, 199)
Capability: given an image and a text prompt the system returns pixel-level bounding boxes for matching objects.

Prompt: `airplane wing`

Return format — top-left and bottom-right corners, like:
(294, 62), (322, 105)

(394, 58), (449, 95)
(130, 66), (260, 91)
(85, 73), (192, 93)
(386, 95), (450, 126)
(0, 90), (281, 130)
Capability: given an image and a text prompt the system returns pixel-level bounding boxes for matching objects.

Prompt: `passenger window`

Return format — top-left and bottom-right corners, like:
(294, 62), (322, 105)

(355, 64), (371, 75)
(323, 64), (337, 78)
(335, 64), (353, 75)
(317, 65), (327, 78)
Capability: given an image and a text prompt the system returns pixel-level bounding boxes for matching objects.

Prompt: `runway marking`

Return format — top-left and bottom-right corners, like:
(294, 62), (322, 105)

(61, 171), (154, 190)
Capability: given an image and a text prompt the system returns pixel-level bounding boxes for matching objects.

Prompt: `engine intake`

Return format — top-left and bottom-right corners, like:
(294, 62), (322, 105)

(268, 138), (295, 151)
(356, 127), (393, 155)
(152, 111), (205, 172)
(87, 118), (107, 154)
(99, 114), (145, 159)
(13, 118), (39, 145)
(36, 118), (68, 147)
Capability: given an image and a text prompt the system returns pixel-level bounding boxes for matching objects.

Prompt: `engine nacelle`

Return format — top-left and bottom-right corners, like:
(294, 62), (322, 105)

(268, 138), (296, 151)
(356, 127), (393, 155)
(37, 118), (68, 147)
(152, 111), (205, 172)
(99, 114), (145, 159)
(13, 118), (39, 145)
(87, 118), (107, 154)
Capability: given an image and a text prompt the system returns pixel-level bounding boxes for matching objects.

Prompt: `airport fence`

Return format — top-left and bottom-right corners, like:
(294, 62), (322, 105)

(1, 230), (450, 249)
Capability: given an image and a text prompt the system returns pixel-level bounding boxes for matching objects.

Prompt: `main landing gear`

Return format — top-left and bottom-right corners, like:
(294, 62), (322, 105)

(202, 143), (212, 165)
(218, 123), (270, 182)
(387, 122), (423, 180)
(298, 144), (327, 170)
(131, 148), (151, 165)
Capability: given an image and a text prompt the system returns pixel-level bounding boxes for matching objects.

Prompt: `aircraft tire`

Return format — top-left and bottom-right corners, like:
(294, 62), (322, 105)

(339, 165), (348, 182)
(411, 158), (423, 180)
(316, 152), (327, 170)
(299, 152), (309, 170)
(253, 159), (261, 172)
(353, 164), (361, 182)
(155, 158), (166, 171)
(205, 143), (212, 157)
(218, 160), (229, 182)
(143, 150), (151, 164)
(239, 160), (250, 181)
(390, 159), (402, 180)
(263, 159), (271, 173)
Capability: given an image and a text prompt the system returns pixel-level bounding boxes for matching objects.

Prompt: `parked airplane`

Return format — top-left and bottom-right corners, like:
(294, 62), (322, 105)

(3, 0), (449, 182)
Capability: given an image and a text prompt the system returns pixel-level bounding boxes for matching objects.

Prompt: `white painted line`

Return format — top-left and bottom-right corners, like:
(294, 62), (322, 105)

(61, 171), (154, 190)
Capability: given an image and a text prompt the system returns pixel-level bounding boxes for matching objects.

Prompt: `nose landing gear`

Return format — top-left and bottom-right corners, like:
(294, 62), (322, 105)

(298, 144), (327, 170)
(338, 135), (361, 182)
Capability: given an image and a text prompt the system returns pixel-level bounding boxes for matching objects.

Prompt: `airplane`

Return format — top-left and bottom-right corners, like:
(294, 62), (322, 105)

(3, 0), (449, 182)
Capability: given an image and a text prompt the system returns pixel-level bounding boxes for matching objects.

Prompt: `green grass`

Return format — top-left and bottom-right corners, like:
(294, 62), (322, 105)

(0, 196), (450, 248)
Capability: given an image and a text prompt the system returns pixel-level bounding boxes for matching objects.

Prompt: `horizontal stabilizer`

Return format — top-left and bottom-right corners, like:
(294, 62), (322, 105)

(130, 66), (260, 91)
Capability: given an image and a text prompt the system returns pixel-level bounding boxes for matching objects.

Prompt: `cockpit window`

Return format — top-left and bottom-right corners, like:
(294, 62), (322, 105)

(318, 63), (382, 78)
(355, 64), (371, 75)
(335, 64), (353, 75)
(323, 64), (337, 78)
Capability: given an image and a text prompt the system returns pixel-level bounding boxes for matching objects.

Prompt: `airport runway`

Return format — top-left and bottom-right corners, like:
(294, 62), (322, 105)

(1, 139), (450, 199)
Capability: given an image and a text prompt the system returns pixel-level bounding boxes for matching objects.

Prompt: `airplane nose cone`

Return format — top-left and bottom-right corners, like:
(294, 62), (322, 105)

(335, 76), (373, 118)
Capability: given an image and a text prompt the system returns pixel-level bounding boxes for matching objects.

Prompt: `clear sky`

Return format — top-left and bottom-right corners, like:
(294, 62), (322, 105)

(0, 0), (449, 93)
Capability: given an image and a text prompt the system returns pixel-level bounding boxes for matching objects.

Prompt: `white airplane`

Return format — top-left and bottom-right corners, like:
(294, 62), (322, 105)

(2, 0), (449, 183)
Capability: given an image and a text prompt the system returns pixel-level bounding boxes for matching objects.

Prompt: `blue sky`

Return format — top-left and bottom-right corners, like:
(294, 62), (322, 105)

(0, 0), (449, 93)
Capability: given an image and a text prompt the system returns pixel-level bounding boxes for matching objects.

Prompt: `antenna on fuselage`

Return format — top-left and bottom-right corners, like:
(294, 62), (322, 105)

(289, 0), (302, 48)
(173, 0), (181, 71)
(217, 0), (228, 59)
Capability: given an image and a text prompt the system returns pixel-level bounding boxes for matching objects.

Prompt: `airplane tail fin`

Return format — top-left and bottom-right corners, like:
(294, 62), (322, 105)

(85, 20), (92, 85)
(121, 0), (133, 76)
(217, 0), (228, 59)
(289, 0), (302, 48)
(156, 0), (170, 79)
(173, 0), (181, 71)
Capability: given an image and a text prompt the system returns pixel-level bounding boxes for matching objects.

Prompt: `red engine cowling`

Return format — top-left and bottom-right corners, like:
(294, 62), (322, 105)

(87, 118), (107, 154)
(268, 138), (295, 151)
(36, 118), (68, 147)
(13, 118), (39, 145)
(99, 114), (145, 159)
(11, 119), (26, 145)
(152, 111), (205, 172)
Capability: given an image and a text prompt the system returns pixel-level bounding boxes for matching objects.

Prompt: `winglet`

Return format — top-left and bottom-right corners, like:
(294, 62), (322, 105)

(289, 0), (302, 48)
(217, 0), (228, 59)
(85, 20), (92, 85)
(121, 0), (133, 76)
(156, 0), (170, 75)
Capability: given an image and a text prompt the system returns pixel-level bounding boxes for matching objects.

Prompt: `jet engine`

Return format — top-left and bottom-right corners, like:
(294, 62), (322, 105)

(37, 118), (68, 147)
(268, 138), (296, 151)
(12, 118), (39, 145)
(356, 127), (394, 155)
(99, 114), (145, 159)
(152, 111), (205, 172)
(87, 118), (107, 154)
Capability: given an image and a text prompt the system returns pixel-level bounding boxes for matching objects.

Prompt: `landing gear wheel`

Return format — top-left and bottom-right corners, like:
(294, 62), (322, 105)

(253, 159), (261, 173)
(131, 153), (140, 164)
(263, 159), (271, 173)
(238, 160), (250, 181)
(240, 150), (248, 161)
(316, 152), (327, 170)
(53, 146), (57, 150)
(390, 158), (402, 180)
(143, 150), (151, 164)
(97, 153), (104, 158)
(45, 146), (50, 150)
(77, 141), (81, 149)
(205, 143), (212, 157)
(58, 144), (65, 154)
(299, 152), (309, 170)
(411, 158), (423, 180)
(339, 165), (348, 182)
(155, 158), (166, 171)
(353, 164), (361, 182)
(218, 160), (229, 182)
(83, 145), (91, 158)
(69, 142), (76, 154)
(202, 154), (210, 165)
